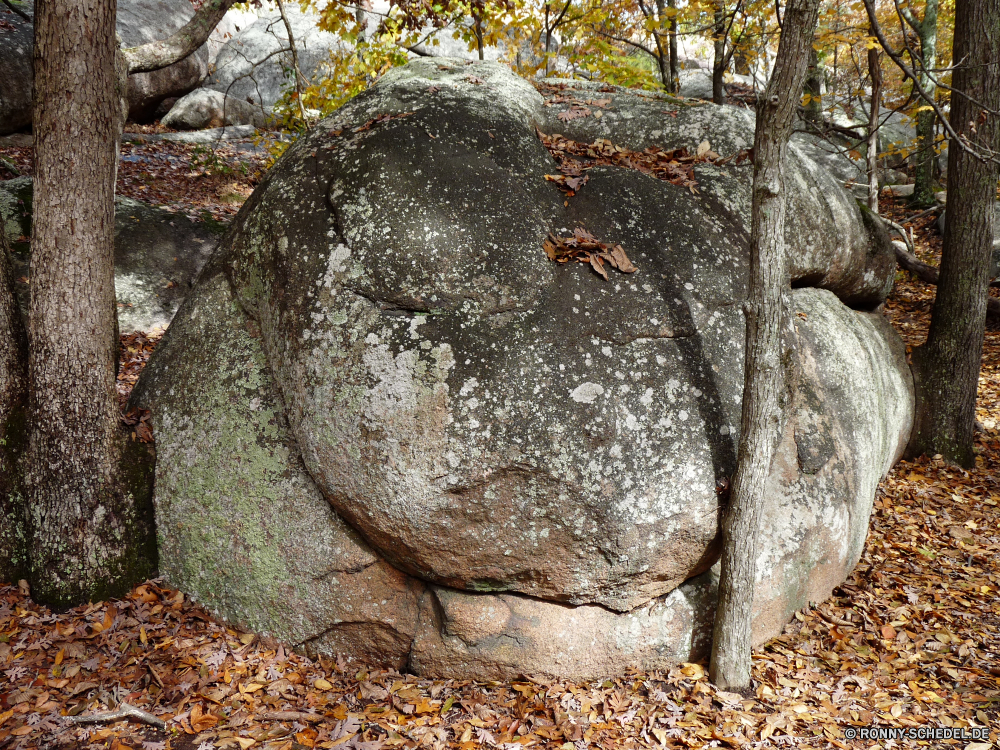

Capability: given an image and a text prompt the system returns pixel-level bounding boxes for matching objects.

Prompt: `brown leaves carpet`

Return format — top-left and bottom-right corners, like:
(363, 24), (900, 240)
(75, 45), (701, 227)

(0, 158), (998, 747)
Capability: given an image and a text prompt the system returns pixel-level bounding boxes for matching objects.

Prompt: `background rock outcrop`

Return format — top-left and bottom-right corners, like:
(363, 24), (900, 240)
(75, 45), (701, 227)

(0, 177), (224, 331)
(0, 0), (231, 132)
(131, 59), (913, 679)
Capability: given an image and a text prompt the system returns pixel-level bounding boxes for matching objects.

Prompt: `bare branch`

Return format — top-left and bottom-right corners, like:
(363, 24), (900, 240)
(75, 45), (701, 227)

(124, 0), (240, 75)
(68, 703), (166, 730)
(860, 0), (995, 163)
(1, 0), (30, 22)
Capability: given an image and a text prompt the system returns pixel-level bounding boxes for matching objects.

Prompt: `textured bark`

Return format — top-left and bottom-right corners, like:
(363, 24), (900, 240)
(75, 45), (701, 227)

(712, 4), (727, 105)
(709, 0), (820, 691)
(907, 0), (1000, 466)
(28, 0), (155, 608)
(0, 222), (28, 583)
(667, 0), (679, 94)
(902, 0), (940, 207)
(803, 46), (823, 124)
(122, 0), (240, 74)
(866, 45), (882, 212)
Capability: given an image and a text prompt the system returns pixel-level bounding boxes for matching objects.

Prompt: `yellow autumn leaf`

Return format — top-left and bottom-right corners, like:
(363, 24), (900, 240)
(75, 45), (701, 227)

(680, 663), (705, 679)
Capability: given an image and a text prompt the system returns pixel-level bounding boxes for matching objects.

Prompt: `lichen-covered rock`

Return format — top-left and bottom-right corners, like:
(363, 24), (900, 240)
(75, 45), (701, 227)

(134, 59), (913, 679)
(130, 266), (425, 667)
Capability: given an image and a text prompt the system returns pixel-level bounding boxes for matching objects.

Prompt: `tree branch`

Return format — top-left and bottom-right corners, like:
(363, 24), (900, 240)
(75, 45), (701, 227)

(68, 703), (166, 730)
(863, 0), (999, 163)
(123, 0), (240, 74)
(1, 0), (30, 22)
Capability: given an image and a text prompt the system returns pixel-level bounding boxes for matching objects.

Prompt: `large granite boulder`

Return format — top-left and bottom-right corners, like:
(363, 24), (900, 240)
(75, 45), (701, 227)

(132, 59), (913, 679)
(0, 177), (224, 331)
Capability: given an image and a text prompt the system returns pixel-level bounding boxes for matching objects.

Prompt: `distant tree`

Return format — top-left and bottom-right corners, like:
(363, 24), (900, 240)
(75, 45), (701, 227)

(905, 0), (999, 465)
(709, 0), (821, 691)
(898, 0), (941, 207)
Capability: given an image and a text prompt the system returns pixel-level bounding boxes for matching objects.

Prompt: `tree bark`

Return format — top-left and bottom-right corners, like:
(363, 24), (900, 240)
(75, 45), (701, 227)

(907, 0), (1000, 466)
(709, 0), (820, 691)
(906, 0), (940, 208)
(667, 0), (679, 93)
(712, 2), (727, 104)
(803, 45), (823, 124)
(28, 0), (155, 608)
(866, 45), (882, 212)
(0, 219), (28, 583)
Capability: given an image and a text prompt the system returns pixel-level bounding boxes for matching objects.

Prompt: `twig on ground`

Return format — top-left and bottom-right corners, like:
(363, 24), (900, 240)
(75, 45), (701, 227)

(67, 702), (166, 729)
(260, 711), (325, 722)
(816, 608), (854, 628)
(902, 204), (943, 224)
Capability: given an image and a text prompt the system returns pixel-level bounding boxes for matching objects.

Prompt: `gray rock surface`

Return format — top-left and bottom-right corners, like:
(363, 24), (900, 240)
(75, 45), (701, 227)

(130, 266), (425, 668)
(0, 1), (32, 136)
(0, 0), (223, 130)
(162, 88), (271, 130)
(118, 0), (211, 121)
(203, 4), (342, 108)
(132, 59), (913, 679)
(0, 177), (224, 331)
(678, 69), (714, 99)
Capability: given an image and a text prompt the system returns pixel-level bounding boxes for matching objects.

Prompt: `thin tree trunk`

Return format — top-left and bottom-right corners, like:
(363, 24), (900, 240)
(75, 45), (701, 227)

(910, 0), (939, 207)
(803, 45), (823, 124)
(712, 2), (727, 104)
(907, 0), (1000, 466)
(28, 0), (155, 608)
(667, 0), (679, 93)
(652, 0), (671, 92)
(709, 0), (821, 691)
(474, 13), (485, 60)
(275, 0), (309, 128)
(866, 45), (882, 212)
(0, 220), (28, 583)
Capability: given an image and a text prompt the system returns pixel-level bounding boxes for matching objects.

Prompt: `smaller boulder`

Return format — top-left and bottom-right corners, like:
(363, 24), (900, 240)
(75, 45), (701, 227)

(0, 178), (226, 332)
(162, 89), (270, 130)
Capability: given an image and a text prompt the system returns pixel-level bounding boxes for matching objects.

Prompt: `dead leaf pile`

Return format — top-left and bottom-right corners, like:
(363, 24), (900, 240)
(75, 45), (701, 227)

(117, 330), (164, 408)
(538, 131), (719, 196)
(1, 137), (265, 224)
(353, 113), (415, 134)
(543, 228), (637, 280)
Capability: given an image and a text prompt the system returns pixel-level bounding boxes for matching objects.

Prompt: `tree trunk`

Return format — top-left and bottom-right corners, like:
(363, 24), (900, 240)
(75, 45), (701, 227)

(907, 0), (1000, 466)
(803, 45), (823, 124)
(653, 0), (671, 92)
(709, 0), (821, 691)
(0, 220), (28, 584)
(910, 0), (939, 208)
(667, 0), (679, 93)
(27, 0), (156, 608)
(866, 45), (882, 213)
(712, 3), (727, 104)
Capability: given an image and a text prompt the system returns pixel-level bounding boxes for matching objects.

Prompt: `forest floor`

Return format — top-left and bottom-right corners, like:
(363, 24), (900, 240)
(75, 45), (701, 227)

(0, 137), (999, 750)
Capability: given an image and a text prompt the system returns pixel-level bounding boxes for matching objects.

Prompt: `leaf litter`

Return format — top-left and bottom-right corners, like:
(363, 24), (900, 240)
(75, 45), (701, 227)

(543, 229), (637, 280)
(1, 183), (999, 750)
